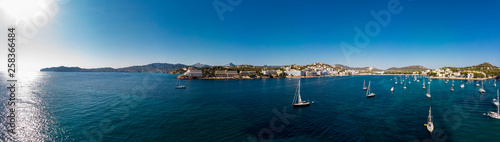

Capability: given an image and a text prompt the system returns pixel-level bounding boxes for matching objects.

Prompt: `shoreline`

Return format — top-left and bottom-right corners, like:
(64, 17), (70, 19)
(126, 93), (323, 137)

(429, 76), (494, 81)
(178, 74), (498, 80)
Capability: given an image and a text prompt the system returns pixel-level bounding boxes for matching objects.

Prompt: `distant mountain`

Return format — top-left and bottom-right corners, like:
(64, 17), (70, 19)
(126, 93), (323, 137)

(386, 65), (428, 71)
(116, 63), (186, 72)
(40, 66), (86, 72)
(262, 65), (283, 68)
(41, 63), (187, 73)
(192, 62), (210, 68)
(225, 62), (235, 67)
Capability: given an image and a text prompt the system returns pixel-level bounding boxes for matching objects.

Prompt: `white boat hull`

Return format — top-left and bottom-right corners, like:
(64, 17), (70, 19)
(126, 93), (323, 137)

(175, 86), (187, 89)
(367, 93), (375, 97)
(488, 111), (500, 119)
(293, 102), (310, 107)
(427, 122), (434, 133)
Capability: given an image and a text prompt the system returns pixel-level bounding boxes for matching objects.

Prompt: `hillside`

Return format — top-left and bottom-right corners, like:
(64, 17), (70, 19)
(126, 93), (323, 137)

(41, 63), (186, 73)
(465, 62), (499, 70)
(334, 64), (380, 71)
(386, 65), (428, 71)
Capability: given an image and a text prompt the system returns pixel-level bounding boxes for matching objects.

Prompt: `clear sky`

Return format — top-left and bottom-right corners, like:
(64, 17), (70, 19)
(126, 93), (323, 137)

(0, 0), (499, 72)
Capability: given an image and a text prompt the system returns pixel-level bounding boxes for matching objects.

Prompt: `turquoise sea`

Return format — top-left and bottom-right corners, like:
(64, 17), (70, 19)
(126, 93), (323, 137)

(1, 72), (500, 141)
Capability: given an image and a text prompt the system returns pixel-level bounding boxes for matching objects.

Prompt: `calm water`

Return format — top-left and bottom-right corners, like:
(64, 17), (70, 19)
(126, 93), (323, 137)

(1, 72), (500, 141)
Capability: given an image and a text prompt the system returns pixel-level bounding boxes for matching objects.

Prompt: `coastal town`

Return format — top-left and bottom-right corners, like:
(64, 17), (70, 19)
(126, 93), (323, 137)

(177, 62), (500, 80)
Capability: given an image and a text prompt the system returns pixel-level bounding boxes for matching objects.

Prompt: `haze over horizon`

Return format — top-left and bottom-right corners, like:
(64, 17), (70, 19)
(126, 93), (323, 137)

(0, 0), (499, 72)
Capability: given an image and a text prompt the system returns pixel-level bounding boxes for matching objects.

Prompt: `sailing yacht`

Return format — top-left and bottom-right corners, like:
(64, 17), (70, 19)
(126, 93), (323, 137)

(366, 81), (375, 97)
(363, 79), (368, 90)
(493, 89), (499, 107)
(293, 80), (310, 107)
(391, 87), (394, 92)
(487, 89), (500, 119)
(426, 83), (431, 98)
(423, 79), (426, 89)
(479, 81), (486, 93)
(426, 106), (434, 133)
(175, 79), (187, 89)
(403, 80), (407, 90)
(450, 80), (454, 91)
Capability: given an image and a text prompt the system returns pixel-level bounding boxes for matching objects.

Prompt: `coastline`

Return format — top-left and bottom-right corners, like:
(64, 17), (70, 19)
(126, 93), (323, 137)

(429, 76), (495, 81)
(178, 74), (498, 80)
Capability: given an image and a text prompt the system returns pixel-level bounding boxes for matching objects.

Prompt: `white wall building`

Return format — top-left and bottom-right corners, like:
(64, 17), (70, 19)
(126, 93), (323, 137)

(184, 69), (203, 76)
(285, 70), (304, 76)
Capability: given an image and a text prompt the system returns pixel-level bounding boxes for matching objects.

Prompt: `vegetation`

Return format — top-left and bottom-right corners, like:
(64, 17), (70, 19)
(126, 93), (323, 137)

(435, 62), (499, 78)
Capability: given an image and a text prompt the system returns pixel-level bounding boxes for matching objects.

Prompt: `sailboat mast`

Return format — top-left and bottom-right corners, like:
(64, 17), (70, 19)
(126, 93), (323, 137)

(429, 106), (432, 122)
(368, 81), (371, 95)
(428, 83), (431, 94)
(297, 80), (302, 103)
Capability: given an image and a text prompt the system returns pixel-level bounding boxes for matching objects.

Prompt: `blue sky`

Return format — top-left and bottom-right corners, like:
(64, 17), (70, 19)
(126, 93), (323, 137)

(1, 0), (499, 71)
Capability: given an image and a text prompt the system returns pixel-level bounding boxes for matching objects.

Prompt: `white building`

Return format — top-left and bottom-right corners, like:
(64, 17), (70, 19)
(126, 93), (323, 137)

(184, 69), (203, 76)
(285, 70), (304, 76)
(467, 73), (474, 78)
(262, 70), (283, 75)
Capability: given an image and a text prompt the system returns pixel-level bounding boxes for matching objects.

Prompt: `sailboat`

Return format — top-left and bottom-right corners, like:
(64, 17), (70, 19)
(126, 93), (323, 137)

(403, 80), (407, 90)
(363, 79), (368, 90)
(493, 88), (499, 106)
(423, 79), (426, 89)
(426, 106), (434, 133)
(175, 79), (187, 89)
(293, 80), (310, 107)
(452, 80), (454, 87)
(487, 89), (500, 119)
(476, 81), (480, 87)
(450, 83), (454, 92)
(494, 80), (497, 87)
(391, 87), (394, 92)
(426, 83), (431, 98)
(395, 78), (398, 84)
(479, 81), (486, 93)
(366, 81), (375, 97)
